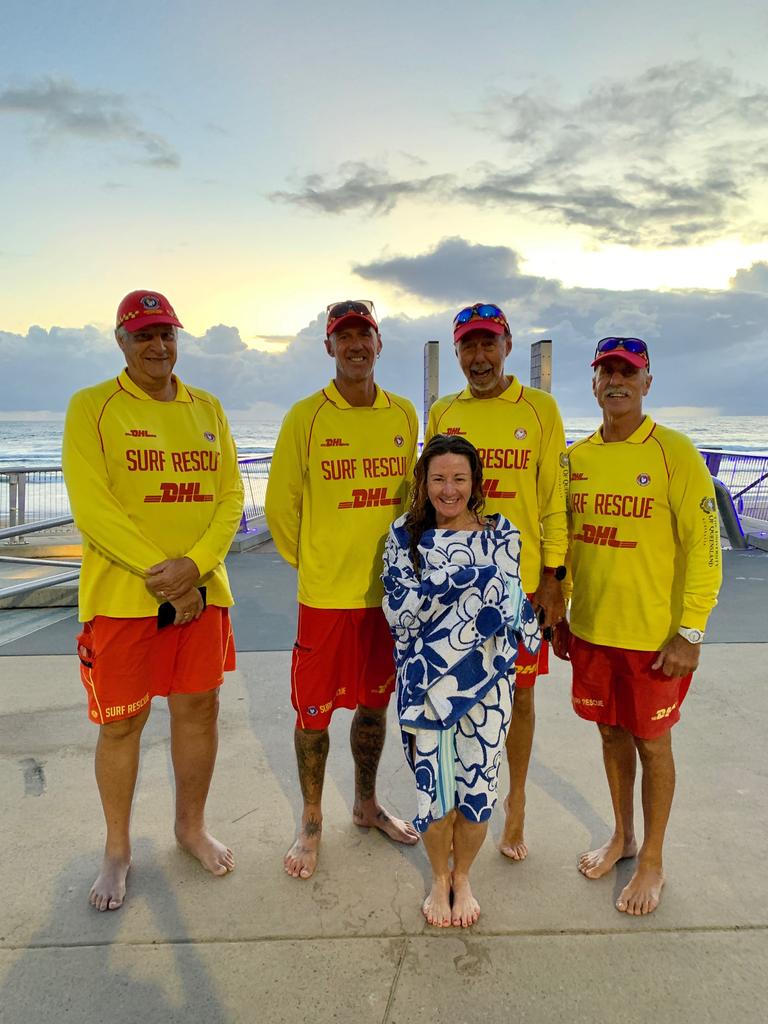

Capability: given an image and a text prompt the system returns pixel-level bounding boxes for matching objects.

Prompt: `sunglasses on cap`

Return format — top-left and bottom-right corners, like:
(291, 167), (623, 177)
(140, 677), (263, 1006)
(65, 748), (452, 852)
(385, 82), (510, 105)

(593, 336), (650, 367)
(326, 299), (376, 322)
(453, 303), (508, 327)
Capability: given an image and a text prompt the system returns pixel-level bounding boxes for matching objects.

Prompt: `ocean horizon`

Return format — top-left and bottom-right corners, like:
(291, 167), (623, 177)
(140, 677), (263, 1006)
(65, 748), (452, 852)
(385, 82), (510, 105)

(1, 413), (767, 469)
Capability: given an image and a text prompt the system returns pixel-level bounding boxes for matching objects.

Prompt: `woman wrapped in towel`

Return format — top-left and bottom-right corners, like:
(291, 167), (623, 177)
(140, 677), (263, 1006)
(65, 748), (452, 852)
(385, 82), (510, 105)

(382, 434), (540, 927)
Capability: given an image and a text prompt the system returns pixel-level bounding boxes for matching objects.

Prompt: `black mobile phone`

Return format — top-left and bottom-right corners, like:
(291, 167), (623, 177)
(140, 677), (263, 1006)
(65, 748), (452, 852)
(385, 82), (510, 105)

(157, 586), (208, 629)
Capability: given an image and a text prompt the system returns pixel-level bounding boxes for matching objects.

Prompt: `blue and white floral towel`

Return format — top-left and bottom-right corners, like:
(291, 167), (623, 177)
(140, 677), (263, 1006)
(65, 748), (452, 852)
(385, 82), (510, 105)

(381, 513), (541, 733)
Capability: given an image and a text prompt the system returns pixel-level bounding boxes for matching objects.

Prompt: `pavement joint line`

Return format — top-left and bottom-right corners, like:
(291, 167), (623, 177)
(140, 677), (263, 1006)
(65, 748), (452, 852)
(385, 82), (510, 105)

(5, 923), (768, 951)
(381, 937), (409, 1024)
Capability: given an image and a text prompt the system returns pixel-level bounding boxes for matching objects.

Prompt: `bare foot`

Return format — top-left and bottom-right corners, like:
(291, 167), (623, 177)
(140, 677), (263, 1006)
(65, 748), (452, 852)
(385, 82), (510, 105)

(422, 876), (452, 927)
(284, 813), (322, 880)
(353, 803), (420, 845)
(175, 826), (235, 876)
(616, 863), (665, 915)
(451, 872), (480, 928)
(89, 853), (131, 912)
(499, 796), (528, 861)
(578, 834), (637, 879)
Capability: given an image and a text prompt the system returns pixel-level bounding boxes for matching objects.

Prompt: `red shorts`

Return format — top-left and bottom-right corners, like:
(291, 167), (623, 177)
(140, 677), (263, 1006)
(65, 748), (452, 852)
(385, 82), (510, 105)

(570, 635), (692, 739)
(516, 640), (549, 688)
(77, 606), (235, 725)
(515, 593), (550, 689)
(291, 604), (395, 729)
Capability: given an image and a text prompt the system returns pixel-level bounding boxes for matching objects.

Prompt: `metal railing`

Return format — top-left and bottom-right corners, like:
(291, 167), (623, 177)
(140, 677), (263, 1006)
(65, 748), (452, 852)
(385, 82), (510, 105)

(238, 456), (271, 533)
(3, 449), (767, 541)
(1, 457), (274, 537)
(699, 449), (768, 521)
(0, 466), (71, 529)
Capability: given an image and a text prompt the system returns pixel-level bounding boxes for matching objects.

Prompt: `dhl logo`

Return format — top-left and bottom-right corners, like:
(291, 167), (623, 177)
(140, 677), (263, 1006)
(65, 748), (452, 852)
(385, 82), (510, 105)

(445, 427), (467, 436)
(144, 482), (214, 503)
(338, 487), (401, 509)
(651, 702), (678, 722)
(482, 478), (517, 500)
(321, 437), (349, 447)
(570, 472), (588, 481)
(125, 429), (157, 438)
(573, 524), (637, 548)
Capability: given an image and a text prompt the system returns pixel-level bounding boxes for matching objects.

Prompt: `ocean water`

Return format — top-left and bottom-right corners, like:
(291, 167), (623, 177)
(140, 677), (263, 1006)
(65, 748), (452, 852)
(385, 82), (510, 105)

(1, 414), (767, 469)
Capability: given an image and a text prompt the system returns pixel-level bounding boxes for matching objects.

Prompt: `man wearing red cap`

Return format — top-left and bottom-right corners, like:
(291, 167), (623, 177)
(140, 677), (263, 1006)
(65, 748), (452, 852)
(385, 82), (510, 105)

(265, 300), (420, 879)
(554, 337), (721, 914)
(62, 290), (244, 911)
(425, 303), (568, 862)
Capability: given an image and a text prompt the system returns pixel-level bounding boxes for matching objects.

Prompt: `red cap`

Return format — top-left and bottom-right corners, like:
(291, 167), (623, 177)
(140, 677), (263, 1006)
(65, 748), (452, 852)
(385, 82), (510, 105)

(326, 300), (379, 338)
(591, 349), (648, 370)
(453, 304), (511, 344)
(454, 317), (508, 344)
(116, 290), (183, 333)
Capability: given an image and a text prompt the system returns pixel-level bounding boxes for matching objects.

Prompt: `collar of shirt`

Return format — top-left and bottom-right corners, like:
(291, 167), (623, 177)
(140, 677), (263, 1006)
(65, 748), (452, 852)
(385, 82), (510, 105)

(592, 415), (656, 445)
(457, 375), (521, 403)
(323, 379), (389, 409)
(117, 369), (192, 403)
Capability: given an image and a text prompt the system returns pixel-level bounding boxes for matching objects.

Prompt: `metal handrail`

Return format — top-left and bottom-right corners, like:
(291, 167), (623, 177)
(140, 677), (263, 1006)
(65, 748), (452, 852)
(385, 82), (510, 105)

(0, 516), (74, 541)
(731, 470), (768, 500)
(712, 478), (747, 550)
(0, 570), (81, 601)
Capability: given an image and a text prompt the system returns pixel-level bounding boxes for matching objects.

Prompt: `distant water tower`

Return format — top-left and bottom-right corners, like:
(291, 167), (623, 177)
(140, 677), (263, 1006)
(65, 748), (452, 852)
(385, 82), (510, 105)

(530, 339), (552, 392)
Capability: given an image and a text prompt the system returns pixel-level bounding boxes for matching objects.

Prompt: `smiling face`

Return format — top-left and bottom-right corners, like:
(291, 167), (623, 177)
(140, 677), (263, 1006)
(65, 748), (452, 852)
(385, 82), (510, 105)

(455, 329), (512, 398)
(426, 452), (474, 528)
(116, 323), (177, 394)
(325, 321), (382, 386)
(592, 356), (652, 423)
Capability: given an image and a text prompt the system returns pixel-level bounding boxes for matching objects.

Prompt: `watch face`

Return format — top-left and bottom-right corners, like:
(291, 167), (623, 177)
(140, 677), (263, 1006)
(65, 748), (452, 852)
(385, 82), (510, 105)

(680, 628), (703, 643)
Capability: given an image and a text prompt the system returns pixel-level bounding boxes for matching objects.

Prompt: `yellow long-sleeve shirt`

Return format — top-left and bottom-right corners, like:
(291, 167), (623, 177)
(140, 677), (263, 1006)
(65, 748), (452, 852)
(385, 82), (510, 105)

(567, 417), (722, 650)
(265, 380), (418, 608)
(426, 377), (569, 593)
(62, 370), (244, 621)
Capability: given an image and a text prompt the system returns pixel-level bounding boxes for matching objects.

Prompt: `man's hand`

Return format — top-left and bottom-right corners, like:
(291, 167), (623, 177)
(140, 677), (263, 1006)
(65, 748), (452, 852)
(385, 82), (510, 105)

(651, 634), (701, 678)
(551, 618), (571, 661)
(533, 573), (566, 631)
(146, 557), (200, 601)
(170, 588), (205, 626)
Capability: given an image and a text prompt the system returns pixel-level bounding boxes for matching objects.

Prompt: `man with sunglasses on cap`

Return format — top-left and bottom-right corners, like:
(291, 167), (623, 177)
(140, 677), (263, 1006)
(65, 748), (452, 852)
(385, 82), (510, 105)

(426, 303), (568, 862)
(62, 290), (244, 911)
(265, 300), (420, 880)
(553, 337), (721, 915)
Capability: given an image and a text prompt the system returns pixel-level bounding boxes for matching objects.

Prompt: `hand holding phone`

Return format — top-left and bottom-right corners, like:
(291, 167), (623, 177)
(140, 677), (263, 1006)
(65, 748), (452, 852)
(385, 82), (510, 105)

(157, 586), (207, 629)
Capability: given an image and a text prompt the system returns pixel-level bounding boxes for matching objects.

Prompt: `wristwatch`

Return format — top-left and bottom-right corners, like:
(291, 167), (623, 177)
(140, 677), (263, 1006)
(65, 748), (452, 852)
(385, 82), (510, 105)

(677, 626), (704, 644)
(542, 565), (567, 581)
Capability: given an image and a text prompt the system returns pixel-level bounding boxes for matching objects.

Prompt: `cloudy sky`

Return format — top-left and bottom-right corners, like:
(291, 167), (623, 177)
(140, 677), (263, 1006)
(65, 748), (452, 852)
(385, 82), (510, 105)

(2, 0), (768, 419)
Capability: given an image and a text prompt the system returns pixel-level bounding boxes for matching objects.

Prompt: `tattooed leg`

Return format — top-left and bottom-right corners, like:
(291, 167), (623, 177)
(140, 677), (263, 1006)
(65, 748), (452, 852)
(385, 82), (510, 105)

(350, 705), (419, 846)
(284, 727), (329, 880)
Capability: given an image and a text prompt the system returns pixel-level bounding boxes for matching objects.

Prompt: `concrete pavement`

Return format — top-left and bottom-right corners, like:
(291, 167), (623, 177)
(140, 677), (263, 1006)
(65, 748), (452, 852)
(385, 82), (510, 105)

(2, 633), (767, 1023)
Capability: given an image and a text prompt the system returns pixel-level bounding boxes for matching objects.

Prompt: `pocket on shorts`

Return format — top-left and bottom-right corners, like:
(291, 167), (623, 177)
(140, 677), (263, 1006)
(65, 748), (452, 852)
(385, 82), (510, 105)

(76, 627), (94, 670)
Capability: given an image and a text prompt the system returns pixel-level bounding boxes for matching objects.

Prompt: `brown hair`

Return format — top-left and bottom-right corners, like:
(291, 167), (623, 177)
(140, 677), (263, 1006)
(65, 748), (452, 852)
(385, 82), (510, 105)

(404, 434), (485, 571)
